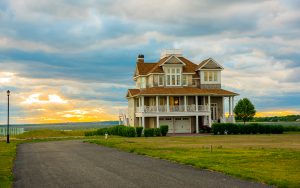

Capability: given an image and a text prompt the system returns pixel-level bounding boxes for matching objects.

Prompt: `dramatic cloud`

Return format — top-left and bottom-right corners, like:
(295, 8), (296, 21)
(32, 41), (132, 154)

(0, 0), (299, 123)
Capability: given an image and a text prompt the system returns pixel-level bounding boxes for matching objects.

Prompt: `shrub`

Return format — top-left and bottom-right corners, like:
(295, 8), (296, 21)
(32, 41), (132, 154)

(136, 127), (143, 137)
(199, 125), (212, 133)
(283, 125), (300, 132)
(154, 128), (161, 136)
(212, 123), (284, 135)
(160, 125), (169, 136)
(85, 125), (136, 137)
(144, 128), (154, 137)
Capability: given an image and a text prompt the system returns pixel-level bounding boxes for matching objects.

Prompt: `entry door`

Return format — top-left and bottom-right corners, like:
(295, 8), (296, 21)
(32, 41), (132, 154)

(174, 117), (191, 133)
(211, 103), (218, 121)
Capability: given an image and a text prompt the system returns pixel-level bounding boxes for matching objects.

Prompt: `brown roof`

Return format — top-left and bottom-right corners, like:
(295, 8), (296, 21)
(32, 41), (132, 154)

(127, 87), (238, 98)
(135, 56), (198, 76)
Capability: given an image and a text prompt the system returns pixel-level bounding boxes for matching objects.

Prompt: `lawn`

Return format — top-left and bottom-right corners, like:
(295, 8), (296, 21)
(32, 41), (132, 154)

(88, 134), (300, 188)
(0, 129), (92, 188)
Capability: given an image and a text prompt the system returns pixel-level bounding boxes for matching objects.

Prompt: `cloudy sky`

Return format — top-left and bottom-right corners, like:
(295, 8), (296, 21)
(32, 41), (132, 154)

(0, 0), (299, 124)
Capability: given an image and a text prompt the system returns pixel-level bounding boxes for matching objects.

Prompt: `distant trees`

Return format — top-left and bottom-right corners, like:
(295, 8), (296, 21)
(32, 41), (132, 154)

(234, 98), (256, 125)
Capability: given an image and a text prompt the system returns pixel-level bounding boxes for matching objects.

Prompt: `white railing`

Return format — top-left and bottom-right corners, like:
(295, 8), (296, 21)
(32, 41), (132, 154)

(137, 105), (209, 113)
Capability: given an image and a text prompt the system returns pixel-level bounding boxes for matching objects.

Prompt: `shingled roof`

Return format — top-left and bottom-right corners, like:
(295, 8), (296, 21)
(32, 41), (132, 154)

(134, 56), (199, 76)
(127, 87), (238, 98)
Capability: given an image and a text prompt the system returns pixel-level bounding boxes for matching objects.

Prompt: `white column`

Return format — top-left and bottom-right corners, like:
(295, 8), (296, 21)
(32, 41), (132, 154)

(208, 95), (211, 127)
(228, 97), (232, 117)
(156, 96), (159, 112)
(142, 116), (145, 128)
(231, 96), (234, 115)
(156, 116), (159, 128)
(139, 97), (141, 112)
(184, 96), (187, 112)
(222, 96), (225, 119)
(167, 96), (170, 112)
(141, 96), (145, 112)
(196, 115), (199, 133)
(139, 117), (141, 127)
(195, 96), (198, 111)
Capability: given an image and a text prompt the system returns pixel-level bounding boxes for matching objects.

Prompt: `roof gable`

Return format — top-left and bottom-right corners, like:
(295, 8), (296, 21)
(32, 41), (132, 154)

(160, 55), (186, 66)
(197, 58), (224, 70)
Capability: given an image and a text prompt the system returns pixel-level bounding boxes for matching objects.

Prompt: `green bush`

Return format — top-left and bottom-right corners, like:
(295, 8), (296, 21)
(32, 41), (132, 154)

(144, 128), (154, 137)
(154, 128), (161, 136)
(212, 123), (284, 135)
(85, 125), (136, 137)
(160, 125), (168, 136)
(282, 125), (300, 132)
(136, 127), (143, 137)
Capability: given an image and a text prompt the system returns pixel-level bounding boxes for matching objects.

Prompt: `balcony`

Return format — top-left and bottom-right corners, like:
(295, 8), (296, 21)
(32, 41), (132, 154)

(137, 105), (209, 113)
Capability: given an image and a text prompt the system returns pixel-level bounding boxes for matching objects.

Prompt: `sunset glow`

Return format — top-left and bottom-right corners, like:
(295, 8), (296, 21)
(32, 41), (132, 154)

(0, 1), (299, 124)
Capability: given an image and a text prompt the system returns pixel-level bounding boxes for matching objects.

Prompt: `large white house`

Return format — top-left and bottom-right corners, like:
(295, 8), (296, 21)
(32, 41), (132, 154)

(125, 50), (238, 133)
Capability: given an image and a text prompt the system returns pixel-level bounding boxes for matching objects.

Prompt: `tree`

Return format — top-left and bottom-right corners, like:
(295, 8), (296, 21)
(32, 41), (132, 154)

(234, 98), (256, 125)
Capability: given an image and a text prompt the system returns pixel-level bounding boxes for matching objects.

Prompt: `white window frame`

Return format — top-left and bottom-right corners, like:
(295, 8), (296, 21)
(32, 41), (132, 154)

(165, 67), (181, 86)
(141, 77), (146, 88)
(182, 75), (188, 86)
(202, 71), (220, 84)
(158, 75), (164, 86)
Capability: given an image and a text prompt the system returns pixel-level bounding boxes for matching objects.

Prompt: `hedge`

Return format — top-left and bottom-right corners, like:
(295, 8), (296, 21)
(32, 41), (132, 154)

(160, 125), (168, 136)
(212, 123), (284, 135)
(85, 125), (136, 137)
(136, 127), (143, 137)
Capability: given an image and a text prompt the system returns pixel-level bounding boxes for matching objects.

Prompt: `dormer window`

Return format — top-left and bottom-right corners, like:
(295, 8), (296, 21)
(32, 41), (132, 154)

(204, 71), (218, 82)
(165, 67), (181, 86)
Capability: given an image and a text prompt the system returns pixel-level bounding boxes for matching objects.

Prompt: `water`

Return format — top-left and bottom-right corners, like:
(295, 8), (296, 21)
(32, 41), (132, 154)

(0, 121), (119, 131)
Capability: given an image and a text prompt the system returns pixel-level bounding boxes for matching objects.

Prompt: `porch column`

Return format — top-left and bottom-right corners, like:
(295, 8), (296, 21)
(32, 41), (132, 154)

(167, 96), (170, 112)
(195, 96), (198, 111)
(156, 96), (159, 112)
(228, 97), (232, 117)
(139, 97), (141, 112)
(232, 96), (235, 123)
(196, 116), (199, 133)
(139, 117), (141, 127)
(222, 97), (225, 120)
(156, 116), (159, 128)
(184, 96), (187, 112)
(142, 116), (145, 128)
(141, 96), (145, 112)
(231, 96), (234, 115)
(208, 95), (212, 127)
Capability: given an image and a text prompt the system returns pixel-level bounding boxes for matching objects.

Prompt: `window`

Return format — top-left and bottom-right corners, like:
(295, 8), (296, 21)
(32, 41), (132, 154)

(182, 75), (187, 86)
(165, 67), (181, 86)
(203, 71), (218, 82)
(141, 77), (146, 88)
(158, 75), (164, 86)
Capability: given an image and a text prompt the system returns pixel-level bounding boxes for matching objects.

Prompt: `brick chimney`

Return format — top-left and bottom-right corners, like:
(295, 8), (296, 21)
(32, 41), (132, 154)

(137, 54), (144, 63)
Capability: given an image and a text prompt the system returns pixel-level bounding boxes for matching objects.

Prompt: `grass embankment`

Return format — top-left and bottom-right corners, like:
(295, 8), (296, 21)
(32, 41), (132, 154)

(88, 134), (300, 188)
(0, 129), (92, 188)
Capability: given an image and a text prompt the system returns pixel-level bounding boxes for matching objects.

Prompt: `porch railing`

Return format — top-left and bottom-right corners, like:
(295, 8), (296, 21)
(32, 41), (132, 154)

(137, 105), (209, 113)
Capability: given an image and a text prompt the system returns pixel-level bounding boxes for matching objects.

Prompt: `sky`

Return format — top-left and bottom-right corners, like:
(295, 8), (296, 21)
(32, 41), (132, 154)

(0, 0), (299, 124)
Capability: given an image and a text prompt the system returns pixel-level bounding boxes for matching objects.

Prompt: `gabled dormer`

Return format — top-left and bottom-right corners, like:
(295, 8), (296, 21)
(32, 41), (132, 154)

(196, 58), (224, 89)
(160, 55), (186, 86)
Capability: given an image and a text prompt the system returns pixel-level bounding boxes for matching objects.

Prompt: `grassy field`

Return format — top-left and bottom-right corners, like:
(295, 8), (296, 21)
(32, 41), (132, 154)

(88, 134), (300, 188)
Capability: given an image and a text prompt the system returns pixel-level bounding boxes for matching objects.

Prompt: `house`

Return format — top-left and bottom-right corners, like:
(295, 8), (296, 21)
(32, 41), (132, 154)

(125, 50), (238, 133)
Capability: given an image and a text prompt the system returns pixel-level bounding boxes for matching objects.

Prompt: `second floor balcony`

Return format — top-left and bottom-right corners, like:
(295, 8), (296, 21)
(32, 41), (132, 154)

(137, 104), (209, 113)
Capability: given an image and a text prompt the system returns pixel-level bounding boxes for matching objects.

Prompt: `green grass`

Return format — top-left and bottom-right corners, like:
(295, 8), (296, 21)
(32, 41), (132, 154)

(0, 129), (94, 188)
(88, 134), (300, 188)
